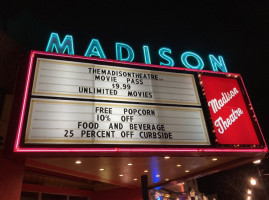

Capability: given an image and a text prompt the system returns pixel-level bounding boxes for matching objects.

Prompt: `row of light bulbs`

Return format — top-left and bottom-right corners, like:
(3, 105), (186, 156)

(73, 156), (219, 182)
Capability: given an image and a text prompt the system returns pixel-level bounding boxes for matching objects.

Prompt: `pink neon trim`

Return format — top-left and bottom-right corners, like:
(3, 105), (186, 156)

(15, 147), (267, 153)
(14, 52), (35, 152)
(239, 76), (268, 149)
(14, 51), (267, 153)
(117, 148), (267, 153)
(16, 148), (118, 152)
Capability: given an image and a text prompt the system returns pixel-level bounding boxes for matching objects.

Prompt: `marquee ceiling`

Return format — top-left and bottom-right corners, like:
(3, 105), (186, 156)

(24, 156), (255, 192)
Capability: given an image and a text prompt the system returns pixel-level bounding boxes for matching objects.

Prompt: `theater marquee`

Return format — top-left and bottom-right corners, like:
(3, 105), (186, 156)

(13, 51), (267, 154)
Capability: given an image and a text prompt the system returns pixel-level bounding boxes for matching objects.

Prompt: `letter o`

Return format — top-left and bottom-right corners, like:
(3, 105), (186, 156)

(181, 51), (204, 70)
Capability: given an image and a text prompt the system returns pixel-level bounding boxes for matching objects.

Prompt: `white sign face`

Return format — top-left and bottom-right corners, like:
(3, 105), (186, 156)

(32, 58), (200, 105)
(25, 98), (210, 145)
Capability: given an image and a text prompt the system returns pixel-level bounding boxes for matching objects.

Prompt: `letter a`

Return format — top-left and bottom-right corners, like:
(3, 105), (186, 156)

(84, 39), (106, 58)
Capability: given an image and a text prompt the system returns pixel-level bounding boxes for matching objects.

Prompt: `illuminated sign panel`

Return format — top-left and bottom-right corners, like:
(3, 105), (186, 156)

(33, 58), (200, 105)
(13, 51), (267, 154)
(201, 75), (260, 145)
(25, 57), (208, 146)
(25, 99), (209, 145)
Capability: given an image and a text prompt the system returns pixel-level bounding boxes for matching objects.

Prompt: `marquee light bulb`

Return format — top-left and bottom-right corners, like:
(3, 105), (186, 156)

(250, 178), (256, 185)
(253, 159), (261, 164)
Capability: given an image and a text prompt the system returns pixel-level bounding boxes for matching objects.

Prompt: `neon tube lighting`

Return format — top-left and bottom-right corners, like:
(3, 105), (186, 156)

(15, 147), (267, 153)
(14, 52), (35, 152)
(14, 51), (267, 153)
(32, 51), (235, 75)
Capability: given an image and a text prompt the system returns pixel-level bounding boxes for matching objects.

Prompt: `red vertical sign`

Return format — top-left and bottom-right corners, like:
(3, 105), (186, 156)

(201, 75), (259, 145)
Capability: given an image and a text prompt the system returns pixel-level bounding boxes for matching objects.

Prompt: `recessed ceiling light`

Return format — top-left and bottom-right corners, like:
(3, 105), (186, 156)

(134, 178), (138, 181)
(119, 174), (124, 177)
(164, 156), (170, 159)
(185, 170), (190, 173)
(156, 174), (160, 177)
(75, 160), (81, 164)
(212, 158), (218, 161)
(176, 164), (181, 167)
(165, 178), (169, 181)
(144, 170), (148, 173)
(253, 159), (261, 164)
(127, 163), (133, 166)
(99, 168), (105, 171)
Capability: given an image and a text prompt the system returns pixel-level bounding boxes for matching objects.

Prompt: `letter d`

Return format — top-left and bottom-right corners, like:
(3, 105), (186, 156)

(115, 42), (135, 62)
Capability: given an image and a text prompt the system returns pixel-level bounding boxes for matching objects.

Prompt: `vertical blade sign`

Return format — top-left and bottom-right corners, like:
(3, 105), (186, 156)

(201, 75), (259, 145)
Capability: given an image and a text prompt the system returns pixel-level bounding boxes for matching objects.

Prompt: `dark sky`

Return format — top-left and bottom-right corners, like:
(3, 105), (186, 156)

(2, 1), (269, 143)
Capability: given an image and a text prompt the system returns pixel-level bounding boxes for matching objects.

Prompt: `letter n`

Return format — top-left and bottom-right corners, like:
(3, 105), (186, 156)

(46, 32), (74, 55)
(209, 55), (228, 72)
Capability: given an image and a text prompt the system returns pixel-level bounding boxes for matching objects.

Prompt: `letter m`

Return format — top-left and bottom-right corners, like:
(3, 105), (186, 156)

(46, 32), (74, 55)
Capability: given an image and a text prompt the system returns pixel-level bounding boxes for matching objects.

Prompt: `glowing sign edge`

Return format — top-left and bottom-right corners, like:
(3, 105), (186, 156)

(13, 50), (268, 153)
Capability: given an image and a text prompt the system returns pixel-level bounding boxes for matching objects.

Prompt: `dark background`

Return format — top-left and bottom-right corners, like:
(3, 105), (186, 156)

(2, 1), (268, 143)
(1, 1), (269, 198)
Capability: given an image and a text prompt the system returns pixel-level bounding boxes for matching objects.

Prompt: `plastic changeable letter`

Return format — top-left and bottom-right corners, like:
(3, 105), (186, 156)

(143, 45), (151, 64)
(115, 42), (135, 62)
(46, 32), (74, 55)
(84, 39), (106, 58)
(181, 52), (204, 70)
(209, 55), (228, 72)
(158, 47), (175, 66)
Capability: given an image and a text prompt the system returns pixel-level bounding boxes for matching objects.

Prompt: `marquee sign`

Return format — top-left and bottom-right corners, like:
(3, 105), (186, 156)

(201, 75), (259, 145)
(32, 58), (200, 105)
(25, 99), (209, 145)
(13, 51), (267, 154)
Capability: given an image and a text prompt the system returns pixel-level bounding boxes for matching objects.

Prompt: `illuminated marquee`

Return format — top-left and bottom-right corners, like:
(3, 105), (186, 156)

(201, 75), (260, 145)
(13, 51), (267, 154)
(46, 32), (228, 72)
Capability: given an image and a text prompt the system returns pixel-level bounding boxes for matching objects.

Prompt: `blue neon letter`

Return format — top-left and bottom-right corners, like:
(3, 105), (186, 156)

(46, 32), (74, 55)
(209, 55), (227, 72)
(158, 47), (174, 66)
(181, 51), (204, 70)
(115, 42), (135, 62)
(84, 39), (106, 58)
(143, 45), (151, 64)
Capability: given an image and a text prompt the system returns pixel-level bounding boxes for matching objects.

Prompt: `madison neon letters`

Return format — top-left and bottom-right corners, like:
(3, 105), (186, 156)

(46, 32), (228, 72)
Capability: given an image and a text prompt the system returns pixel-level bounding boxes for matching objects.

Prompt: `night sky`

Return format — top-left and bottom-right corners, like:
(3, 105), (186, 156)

(2, 1), (269, 144)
